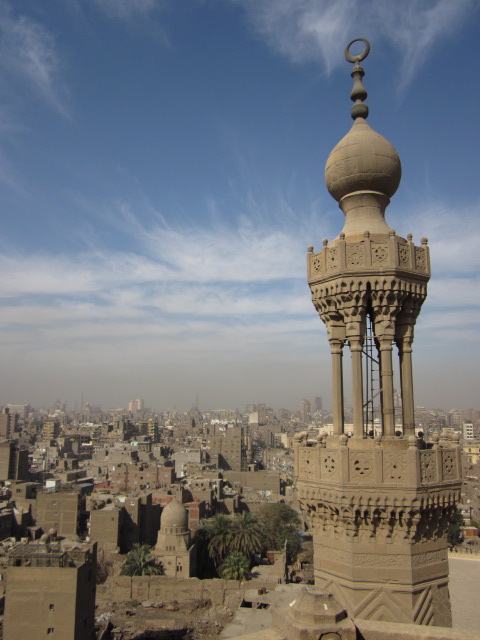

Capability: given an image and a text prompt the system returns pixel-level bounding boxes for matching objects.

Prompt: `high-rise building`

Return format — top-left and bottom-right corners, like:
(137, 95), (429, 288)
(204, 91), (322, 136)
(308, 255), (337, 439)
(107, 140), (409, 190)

(128, 398), (145, 411)
(0, 408), (11, 439)
(302, 399), (311, 422)
(296, 40), (461, 626)
(42, 420), (60, 441)
(0, 441), (29, 482)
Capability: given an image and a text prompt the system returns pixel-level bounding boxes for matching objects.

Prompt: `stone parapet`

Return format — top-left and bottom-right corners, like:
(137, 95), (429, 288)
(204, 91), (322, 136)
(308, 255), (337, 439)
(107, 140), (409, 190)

(295, 435), (461, 492)
(307, 231), (430, 285)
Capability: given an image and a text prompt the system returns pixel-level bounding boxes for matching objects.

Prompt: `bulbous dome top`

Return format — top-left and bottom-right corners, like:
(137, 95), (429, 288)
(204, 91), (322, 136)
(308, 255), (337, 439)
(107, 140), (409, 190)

(325, 118), (401, 202)
(161, 499), (188, 529)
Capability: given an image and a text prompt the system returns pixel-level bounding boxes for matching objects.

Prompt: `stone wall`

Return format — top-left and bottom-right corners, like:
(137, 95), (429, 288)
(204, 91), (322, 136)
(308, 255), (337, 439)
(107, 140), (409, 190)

(96, 575), (278, 608)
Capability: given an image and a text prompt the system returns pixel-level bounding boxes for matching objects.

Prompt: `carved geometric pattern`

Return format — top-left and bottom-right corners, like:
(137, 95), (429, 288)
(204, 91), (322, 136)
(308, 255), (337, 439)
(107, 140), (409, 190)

(322, 452), (337, 477)
(411, 549), (447, 566)
(352, 589), (407, 623)
(299, 447), (315, 479)
(371, 242), (388, 263)
(399, 243), (409, 266)
(312, 255), (322, 274)
(346, 243), (364, 266)
(350, 452), (373, 480)
(442, 450), (457, 480)
(413, 586), (434, 625)
(327, 247), (338, 271)
(420, 451), (437, 483)
(383, 452), (408, 483)
(415, 247), (426, 271)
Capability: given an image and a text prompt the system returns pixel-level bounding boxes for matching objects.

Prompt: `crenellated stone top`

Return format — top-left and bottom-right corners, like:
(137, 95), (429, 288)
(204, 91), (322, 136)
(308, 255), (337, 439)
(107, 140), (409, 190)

(307, 231), (430, 285)
(294, 432), (461, 491)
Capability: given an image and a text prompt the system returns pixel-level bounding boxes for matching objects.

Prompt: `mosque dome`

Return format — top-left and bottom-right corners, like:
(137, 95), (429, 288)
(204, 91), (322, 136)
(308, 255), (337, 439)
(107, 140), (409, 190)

(325, 118), (401, 203)
(161, 499), (188, 530)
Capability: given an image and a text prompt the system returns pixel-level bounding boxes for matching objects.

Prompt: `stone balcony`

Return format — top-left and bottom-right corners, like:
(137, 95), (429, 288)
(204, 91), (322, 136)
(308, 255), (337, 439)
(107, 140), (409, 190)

(307, 231), (430, 285)
(295, 433), (461, 492)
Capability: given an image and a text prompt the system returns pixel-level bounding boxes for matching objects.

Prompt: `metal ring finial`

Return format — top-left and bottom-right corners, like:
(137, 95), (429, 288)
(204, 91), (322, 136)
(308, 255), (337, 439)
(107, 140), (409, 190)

(344, 38), (370, 64)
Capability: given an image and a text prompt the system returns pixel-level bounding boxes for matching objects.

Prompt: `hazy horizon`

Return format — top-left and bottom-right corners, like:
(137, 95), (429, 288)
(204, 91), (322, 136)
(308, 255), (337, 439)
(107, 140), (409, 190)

(1, 1), (479, 412)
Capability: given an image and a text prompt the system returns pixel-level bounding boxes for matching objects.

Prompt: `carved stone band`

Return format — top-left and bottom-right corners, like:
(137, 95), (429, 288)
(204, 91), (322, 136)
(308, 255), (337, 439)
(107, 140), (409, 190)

(345, 38), (370, 63)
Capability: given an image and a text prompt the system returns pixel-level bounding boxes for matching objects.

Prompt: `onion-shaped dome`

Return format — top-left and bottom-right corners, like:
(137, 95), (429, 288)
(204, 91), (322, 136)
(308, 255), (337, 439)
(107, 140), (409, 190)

(325, 38), (401, 205)
(325, 119), (401, 202)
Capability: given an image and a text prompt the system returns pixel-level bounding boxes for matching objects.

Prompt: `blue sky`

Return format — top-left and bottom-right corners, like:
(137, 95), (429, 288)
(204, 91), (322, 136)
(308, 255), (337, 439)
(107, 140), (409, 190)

(0, 0), (479, 412)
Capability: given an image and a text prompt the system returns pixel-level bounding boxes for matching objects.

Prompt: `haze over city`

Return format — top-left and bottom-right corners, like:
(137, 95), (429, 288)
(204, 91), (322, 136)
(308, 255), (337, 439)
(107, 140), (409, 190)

(0, 0), (479, 411)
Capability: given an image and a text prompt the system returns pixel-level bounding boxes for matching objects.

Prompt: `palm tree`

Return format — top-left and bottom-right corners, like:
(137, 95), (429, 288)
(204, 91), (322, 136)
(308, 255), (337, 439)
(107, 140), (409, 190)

(206, 514), (233, 568)
(219, 551), (250, 585)
(192, 523), (215, 578)
(229, 512), (263, 562)
(120, 543), (164, 576)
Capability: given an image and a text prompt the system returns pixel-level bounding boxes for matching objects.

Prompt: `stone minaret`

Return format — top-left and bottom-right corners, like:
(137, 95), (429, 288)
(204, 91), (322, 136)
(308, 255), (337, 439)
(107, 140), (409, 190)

(295, 39), (461, 626)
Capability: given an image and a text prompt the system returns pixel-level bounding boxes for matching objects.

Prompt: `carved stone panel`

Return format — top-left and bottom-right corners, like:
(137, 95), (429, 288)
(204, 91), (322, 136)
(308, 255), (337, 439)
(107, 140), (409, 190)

(415, 247), (426, 271)
(411, 549), (447, 566)
(371, 242), (388, 264)
(399, 243), (409, 267)
(299, 447), (316, 480)
(327, 247), (338, 271)
(346, 243), (365, 267)
(383, 452), (408, 483)
(321, 451), (338, 479)
(350, 452), (374, 481)
(420, 451), (437, 484)
(312, 254), (322, 275)
(442, 450), (457, 480)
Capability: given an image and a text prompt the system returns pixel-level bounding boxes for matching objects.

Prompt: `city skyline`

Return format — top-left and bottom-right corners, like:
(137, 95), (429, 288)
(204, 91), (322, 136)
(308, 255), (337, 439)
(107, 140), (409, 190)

(0, 1), (479, 410)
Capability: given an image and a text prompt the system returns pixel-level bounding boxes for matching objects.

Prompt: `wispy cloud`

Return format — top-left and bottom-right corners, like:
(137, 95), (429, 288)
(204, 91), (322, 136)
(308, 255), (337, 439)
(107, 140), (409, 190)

(235, 0), (476, 87)
(0, 3), (68, 116)
(93, 0), (162, 20)
(0, 195), (478, 407)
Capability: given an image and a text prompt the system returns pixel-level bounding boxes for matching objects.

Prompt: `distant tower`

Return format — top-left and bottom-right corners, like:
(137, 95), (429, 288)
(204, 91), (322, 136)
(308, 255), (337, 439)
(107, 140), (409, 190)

(0, 408), (11, 439)
(295, 40), (461, 626)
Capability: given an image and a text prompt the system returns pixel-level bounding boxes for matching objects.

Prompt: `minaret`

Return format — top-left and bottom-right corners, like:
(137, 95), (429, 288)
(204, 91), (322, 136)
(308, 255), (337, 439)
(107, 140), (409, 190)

(295, 39), (461, 626)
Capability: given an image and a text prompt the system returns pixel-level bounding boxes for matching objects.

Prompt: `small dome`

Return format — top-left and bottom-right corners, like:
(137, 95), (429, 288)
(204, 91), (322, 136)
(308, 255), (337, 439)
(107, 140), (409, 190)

(325, 118), (401, 203)
(161, 499), (188, 529)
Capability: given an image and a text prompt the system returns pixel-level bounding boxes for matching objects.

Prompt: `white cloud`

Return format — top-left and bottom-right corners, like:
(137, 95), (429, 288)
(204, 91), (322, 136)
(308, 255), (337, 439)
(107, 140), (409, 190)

(93, 0), (162, 20)
(235, 0), (475, 86)
(1, 194), (478, 409)
(401, 200), (480, 277)
(0, 3), (68, 116)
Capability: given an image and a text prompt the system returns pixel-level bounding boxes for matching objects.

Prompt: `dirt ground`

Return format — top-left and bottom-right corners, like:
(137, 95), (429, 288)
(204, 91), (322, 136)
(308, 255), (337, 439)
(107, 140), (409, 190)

(95, 593), (238, 639)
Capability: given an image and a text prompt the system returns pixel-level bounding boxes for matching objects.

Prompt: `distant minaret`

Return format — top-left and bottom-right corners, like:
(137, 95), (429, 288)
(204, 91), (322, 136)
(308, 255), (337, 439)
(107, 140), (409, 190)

(296, 39), (461, 626)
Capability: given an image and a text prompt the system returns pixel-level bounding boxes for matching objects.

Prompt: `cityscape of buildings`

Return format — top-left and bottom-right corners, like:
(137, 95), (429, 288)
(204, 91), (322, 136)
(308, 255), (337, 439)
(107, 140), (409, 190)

(0, 2), (479, 639)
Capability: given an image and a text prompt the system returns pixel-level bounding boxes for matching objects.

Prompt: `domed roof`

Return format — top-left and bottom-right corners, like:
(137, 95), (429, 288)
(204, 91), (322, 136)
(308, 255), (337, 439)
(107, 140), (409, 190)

(325, 118), (401, 203)
(325, 39), (401, 208)
(161, 499), (188, 529)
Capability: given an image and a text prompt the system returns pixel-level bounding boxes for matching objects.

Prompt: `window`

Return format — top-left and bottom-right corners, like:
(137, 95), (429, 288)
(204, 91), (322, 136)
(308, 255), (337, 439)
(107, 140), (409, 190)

(49, 604), (54, 611)
(47, 629), (54, 634)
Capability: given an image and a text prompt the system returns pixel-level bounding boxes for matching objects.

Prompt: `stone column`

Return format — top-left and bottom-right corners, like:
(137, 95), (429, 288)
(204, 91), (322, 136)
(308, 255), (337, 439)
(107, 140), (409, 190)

(330, 340), (345, 435)
(397, 336), (415, 436)
(349, 338), (364, 437)
(379, 339), (395, 436)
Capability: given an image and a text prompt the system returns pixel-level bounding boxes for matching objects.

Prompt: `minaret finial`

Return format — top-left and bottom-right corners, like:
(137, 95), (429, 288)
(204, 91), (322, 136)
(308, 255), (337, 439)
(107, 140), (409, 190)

(344, 38), (370, 121)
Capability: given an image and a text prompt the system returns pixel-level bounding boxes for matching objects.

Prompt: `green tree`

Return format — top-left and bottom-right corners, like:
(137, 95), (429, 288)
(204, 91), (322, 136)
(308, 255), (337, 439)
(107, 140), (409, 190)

(258, 503), (302, 561)
(219, 551), (250, 585)
(192, 523), (216, 578)
(206, 514), (233, 568)
(120, 543), (164, 576)
(230, 512), (263, 562)
(447, 508), (464, 547)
